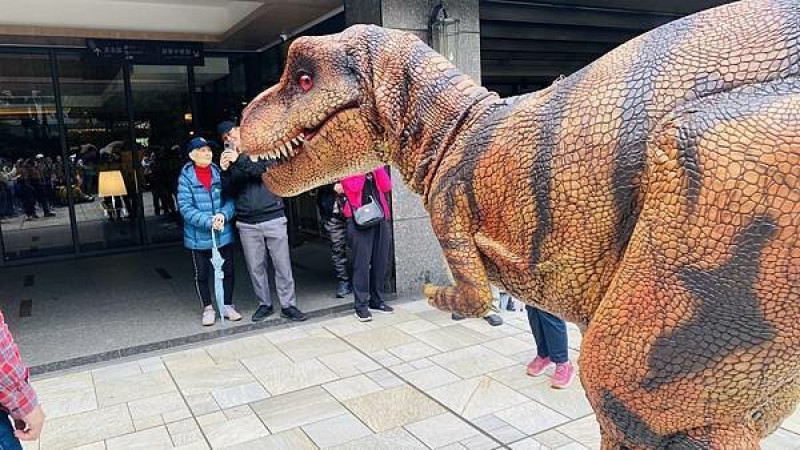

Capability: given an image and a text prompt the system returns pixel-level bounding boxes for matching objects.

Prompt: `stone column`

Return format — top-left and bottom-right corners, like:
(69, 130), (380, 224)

(344, 0), (481, 296)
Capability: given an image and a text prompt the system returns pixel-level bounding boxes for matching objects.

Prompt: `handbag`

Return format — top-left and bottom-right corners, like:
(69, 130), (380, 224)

(352, 173), (384, 230)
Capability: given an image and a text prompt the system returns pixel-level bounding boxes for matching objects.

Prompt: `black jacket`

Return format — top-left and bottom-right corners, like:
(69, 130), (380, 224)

(221, 154), (284, 224)
(316, 183), (346, 220)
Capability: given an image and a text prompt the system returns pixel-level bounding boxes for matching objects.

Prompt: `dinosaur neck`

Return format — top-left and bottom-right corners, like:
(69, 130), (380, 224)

(371, 44), (498, 200)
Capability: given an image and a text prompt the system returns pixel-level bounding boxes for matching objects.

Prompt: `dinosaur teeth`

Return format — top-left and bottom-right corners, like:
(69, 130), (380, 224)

(291, 137), (299, 146)
(284, 141), (293, 154)
(298, 134), (305, 142)
(249, 154), (259, 162)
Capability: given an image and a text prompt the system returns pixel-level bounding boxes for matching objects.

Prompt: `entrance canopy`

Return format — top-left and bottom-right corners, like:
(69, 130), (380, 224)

(0, 0), (343, 50)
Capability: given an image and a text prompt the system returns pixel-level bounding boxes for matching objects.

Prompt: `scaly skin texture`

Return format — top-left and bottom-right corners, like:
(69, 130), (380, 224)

(240, 0), (799, 447)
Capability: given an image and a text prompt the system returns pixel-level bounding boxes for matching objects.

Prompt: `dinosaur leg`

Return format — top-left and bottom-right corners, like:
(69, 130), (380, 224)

(669, 425), (760, 449)
(423, 184), (494, 317)
(600, 433), (625, 450)
(581, 95), (799, 448)
(750, 379), (799, 438)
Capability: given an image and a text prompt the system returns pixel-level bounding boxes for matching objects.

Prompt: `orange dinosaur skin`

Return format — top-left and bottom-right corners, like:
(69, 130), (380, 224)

(240, 0), (799, 447)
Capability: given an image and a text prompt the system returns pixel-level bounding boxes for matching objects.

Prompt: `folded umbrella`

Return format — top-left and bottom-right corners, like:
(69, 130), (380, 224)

(210, 227), (226, 324)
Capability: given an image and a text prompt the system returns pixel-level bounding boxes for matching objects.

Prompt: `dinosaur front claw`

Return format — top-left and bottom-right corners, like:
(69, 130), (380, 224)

(423, 283), (491, 318)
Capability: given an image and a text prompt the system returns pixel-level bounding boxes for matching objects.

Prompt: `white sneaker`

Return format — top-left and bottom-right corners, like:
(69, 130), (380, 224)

(202, 307), (216, 326)
(224, 305), (242, 321)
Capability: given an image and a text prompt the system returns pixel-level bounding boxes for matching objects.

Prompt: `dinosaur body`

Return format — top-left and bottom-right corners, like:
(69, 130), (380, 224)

(240, 0), (799, 447)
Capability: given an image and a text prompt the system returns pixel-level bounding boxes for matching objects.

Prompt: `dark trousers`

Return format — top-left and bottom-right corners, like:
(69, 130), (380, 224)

(190, 244), (235, 308)
(347, 218), (390, 311)
(0, 413), (22, 450)
(325, 214), (349, 282)
(33, 183), (50, 214)
(526, 305), (569, 363)
(19, 183), (36, 217)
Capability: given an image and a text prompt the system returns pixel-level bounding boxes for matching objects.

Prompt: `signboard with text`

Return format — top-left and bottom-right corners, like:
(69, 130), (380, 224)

(86, 39), (204, 65)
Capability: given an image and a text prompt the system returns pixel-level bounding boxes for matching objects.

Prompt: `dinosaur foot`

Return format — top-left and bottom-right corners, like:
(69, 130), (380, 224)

(423, 283), (491, 318)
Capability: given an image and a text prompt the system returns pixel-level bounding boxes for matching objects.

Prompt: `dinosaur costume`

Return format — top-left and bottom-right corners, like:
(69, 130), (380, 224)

(240, 0), (799, 447)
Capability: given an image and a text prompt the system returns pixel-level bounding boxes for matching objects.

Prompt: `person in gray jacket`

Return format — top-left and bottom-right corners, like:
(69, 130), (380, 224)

(218, 121), (307, 322)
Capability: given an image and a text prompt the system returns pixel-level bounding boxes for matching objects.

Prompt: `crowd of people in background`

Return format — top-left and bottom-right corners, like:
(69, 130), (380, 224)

(0, 139), (187, 225)
(0, 156), (58, 221)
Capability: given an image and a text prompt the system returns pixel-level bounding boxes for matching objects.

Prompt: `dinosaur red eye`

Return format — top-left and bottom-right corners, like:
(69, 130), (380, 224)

(298, 73), (313, 92)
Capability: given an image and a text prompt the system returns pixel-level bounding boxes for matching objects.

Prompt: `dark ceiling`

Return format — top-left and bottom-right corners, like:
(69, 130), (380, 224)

(479, 0), (736, 95)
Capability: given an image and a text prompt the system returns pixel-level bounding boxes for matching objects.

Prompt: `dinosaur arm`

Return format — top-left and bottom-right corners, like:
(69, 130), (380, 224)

(424, 183), (494, 317)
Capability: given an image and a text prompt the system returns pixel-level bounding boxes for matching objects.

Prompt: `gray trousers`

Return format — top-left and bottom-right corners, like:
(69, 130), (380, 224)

(236, 217), (296, 308)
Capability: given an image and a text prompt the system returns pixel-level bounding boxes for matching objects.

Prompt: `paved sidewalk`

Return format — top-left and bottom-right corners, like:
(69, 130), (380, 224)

(23, 299), (800, 449)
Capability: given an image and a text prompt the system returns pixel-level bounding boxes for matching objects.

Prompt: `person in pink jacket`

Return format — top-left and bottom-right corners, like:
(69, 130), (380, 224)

(337, 166), (393, 321)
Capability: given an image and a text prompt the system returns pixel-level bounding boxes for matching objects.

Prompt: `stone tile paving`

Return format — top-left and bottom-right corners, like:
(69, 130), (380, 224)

(23, 299), (800, 449)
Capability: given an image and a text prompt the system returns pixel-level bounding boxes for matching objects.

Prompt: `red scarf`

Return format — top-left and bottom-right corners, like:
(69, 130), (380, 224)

(194, 165), (212, 191)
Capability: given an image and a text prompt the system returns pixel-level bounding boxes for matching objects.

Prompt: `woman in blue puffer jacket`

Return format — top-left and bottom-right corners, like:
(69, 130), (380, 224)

(177, 137), (241, 326)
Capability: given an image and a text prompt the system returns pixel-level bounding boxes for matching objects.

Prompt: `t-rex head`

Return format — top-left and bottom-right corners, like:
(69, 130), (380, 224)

(240, 25), (392, 197)
(241, 24), (490, 197)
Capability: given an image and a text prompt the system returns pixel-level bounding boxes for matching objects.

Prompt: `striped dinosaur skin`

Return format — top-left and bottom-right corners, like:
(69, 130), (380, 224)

(240, 0), (799, 447)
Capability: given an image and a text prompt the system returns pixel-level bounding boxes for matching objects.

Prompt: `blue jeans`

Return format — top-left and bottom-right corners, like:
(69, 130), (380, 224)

(0, 413), (22, 450)
(526, 305), (569, 364)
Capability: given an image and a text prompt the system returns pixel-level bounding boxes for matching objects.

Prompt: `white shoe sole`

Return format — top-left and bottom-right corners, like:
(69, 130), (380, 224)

(355, 312), (372, 322)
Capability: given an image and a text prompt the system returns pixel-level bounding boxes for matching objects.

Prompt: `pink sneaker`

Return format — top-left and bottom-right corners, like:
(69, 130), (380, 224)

(526, 356), (552, 377)
(551, 361), (575, 389)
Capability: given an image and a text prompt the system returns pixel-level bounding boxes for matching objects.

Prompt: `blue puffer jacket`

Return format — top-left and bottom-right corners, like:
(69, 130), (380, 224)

(177, 162), (236, 250)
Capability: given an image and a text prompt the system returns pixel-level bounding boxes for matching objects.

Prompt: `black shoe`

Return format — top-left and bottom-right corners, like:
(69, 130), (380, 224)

(335, 280), (352, 298)
(369, 302), (394, 314)
(281, 306), (308, 322)
(451, 313), (466, 321)
(355, 308), (372, 322)
(484, 314), (504, 327)
(251, 305), (274, 322)
(44, 212), (56, 217)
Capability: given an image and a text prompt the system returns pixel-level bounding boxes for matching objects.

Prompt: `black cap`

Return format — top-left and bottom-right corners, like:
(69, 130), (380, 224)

(217, 120), (236, 135)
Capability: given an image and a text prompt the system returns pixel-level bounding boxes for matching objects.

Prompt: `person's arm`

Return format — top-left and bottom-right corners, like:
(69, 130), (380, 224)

(220, 193), (236, 222)
(374, 167), (392, 193)
(177, 174), (213, 228)
(340, 175), (365, 196)
(0, 312), (39, 420)
(229, 154), (269, 182)
(220, 167), (238, 198)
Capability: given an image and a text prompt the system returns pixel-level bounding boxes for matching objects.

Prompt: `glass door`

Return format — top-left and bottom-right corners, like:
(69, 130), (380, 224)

(0, 52), (75, 261)
(56, 53), (141, 252)
(129, 64), (191, 244)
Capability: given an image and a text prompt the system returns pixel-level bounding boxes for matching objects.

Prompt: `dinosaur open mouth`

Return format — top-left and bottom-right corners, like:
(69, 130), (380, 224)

(248, 104), (358, 165)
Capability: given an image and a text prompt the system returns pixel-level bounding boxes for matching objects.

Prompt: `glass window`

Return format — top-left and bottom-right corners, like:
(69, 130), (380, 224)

(0, 52), (74, 261)
(128, 64), (191, 244)
(57, 53), (141, 251)
(194, 56), (248, 132)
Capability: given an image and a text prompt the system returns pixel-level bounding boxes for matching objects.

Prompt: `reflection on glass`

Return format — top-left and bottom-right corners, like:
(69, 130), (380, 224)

(129, 64), (190, 243)
(57, 53), (140, 251)
(0, 52), (74, 261)
(194, 56), (246, 130)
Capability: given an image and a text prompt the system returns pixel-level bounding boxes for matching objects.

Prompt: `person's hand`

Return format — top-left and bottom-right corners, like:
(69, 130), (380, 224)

(333, 182), (343, 194)
(14, 405), (45, 441)
(212, 213), (226, 231)
(220, 149), (238, 171)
